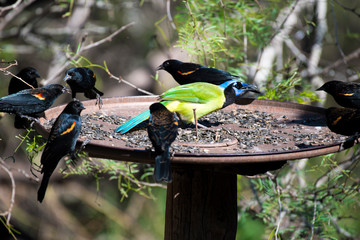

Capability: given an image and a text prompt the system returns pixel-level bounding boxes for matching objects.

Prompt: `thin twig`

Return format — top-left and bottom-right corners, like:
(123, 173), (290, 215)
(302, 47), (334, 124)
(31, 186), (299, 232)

(166, 0), (176, 30)
(82, 22), (136, 51)
(109, 74), (154, 96)
(0, 60), (36, 89)
(330, 0), (346, 60)
(0, 0), (22, 15)
(310, 196), (317, 240)
(0, 159), (16, 226)
(44, 22), (136, 85)
(0, 0), (36, 32)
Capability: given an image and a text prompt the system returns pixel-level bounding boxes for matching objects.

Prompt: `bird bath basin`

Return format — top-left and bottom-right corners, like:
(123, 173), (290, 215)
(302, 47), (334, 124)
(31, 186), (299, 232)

(34, 96), (349, 240)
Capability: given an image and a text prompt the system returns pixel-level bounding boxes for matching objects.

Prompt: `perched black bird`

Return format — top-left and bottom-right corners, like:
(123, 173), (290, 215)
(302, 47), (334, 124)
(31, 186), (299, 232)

(147, 103), (178, 183)
(325, 107), (360, 136)
(37, 100), (85, 203)
(64, 67), (104, 107)
(8, 67), (40, 94)
(0, 84), (66, 121)
(8, 67), (40, 128)
(317, 80), (360, 109)
(157, 59), (242, 85)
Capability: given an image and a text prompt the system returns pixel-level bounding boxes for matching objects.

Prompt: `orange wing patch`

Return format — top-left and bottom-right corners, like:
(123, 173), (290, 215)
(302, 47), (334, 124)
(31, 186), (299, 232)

(332, 116), (342, 126)
(177, 68), (199, 75)
(338, 93), (354, 96)
(61, 121), (76, 135)
(33, 93), (46, 100)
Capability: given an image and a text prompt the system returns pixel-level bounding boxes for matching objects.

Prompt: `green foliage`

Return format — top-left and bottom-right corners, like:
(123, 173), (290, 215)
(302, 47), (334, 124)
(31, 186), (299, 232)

(173, 0), (276, 71)
(236, 151), (360, 239)
(62, 158), (158, 201)
(258, 69), (320, 104)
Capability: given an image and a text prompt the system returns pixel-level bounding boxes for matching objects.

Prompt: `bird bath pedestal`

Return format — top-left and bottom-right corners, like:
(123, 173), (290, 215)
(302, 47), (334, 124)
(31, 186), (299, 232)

(36, 96), (348, 240)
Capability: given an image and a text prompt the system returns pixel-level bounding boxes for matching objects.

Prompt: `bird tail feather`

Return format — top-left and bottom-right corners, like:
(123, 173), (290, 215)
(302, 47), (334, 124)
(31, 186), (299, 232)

(84, 88), (104, 99)
(37, 173), (50, 203)
(115, 109), (150, 134)
(154, 148), (172, 183)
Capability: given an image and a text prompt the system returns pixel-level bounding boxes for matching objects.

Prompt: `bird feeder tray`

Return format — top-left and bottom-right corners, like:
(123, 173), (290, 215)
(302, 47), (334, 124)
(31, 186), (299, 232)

(35, 96), (347, 173)
(34, 96), (351, 239)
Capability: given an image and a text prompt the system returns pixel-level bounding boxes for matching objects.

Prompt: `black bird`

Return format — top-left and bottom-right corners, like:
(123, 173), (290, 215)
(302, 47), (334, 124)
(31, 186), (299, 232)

(8, 67), (40, 94)
(64, 67), (104, 107)
(317, 80), (360, 109)
(8, 67), (40, 128)
(37, 100), (85, 203)
(157, 59), (243, 86)
(0, 84), (66, 121)
(325, 107), (360, 136)
(147, 103), (178, 183)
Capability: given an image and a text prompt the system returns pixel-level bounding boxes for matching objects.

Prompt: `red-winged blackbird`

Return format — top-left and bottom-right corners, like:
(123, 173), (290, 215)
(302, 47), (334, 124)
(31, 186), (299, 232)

(317, 80), (360, 108)
(64, 67), (104, 107)
(157, 59), (243, 86)
(325, 107), (360, 136)
(147, 103), (178, 183)
(0, 84), (66, 121)
(8, 67), (40, 128)
(37, 100), (85, 203)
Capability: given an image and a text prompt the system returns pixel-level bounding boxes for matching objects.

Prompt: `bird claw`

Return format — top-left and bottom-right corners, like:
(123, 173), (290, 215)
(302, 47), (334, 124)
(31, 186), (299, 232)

(79, 138), (91, 151)
(19, 115), (40, 126)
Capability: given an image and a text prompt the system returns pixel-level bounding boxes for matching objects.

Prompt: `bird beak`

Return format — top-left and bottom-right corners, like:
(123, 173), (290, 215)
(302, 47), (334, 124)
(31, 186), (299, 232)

(35, 72), (41, 78)
(156, 64), (164, 71)
(241, 84), (261, 94)
(64, 74), (71, 82)
(316, 86), (323, 91)
(63, 87), (71, 94)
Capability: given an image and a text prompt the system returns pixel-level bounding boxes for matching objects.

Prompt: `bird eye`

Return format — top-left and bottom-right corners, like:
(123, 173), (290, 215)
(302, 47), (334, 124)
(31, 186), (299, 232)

(233, 82), (243, 89)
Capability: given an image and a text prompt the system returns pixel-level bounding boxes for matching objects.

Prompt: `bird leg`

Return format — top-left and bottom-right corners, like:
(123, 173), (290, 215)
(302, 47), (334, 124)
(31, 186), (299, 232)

(19, 115), (40, 126)
(193, 108), (198, 139)
(95, 93), (103, 109)
(79, 138), (91, 152)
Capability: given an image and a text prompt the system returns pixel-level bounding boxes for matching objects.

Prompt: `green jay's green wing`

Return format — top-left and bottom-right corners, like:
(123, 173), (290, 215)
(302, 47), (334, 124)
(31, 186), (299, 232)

(160, 82), (223, 103)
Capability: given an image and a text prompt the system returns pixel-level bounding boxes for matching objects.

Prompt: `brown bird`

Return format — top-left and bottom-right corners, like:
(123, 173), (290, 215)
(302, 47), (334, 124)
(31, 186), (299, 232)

(147, 103), (178, 183)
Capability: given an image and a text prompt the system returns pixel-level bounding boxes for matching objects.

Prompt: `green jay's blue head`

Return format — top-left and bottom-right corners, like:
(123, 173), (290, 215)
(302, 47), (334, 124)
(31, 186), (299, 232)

(219, 80), (260, 108)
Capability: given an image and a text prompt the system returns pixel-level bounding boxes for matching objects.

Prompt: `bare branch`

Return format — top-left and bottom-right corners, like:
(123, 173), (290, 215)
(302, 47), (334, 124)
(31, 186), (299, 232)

(0, 0), (22, 16)
(108, 73), (154, 96)
(81, 21), (136, 51)
(44, 21), (136, 85)
(166, 0), (177, 30)
(0, 0), (36, 32)
(0, 60), (36, 89)
(0, 159), (16, 226)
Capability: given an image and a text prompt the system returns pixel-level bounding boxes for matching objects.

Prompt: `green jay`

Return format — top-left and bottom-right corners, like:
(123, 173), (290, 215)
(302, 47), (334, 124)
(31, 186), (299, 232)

(115, 80), (259, 134)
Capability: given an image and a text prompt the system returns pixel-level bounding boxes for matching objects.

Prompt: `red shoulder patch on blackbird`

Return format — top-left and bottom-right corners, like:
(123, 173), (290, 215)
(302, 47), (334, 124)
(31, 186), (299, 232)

(61, 121), (76, 135)
(33, 93), (46, 100)
(177, 68), (198, 75)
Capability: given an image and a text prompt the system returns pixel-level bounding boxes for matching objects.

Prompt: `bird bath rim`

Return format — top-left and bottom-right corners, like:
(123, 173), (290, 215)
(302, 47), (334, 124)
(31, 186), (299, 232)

(34, 96), (345, 166)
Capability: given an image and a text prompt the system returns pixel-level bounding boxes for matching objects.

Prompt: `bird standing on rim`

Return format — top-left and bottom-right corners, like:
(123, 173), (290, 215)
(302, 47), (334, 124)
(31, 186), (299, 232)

(37, 100), (85, 203)
(147, 103), (178, 183)
(316, 80), (360, 109)
(0, 84), (66, 123)
(64, 67), (104, 108)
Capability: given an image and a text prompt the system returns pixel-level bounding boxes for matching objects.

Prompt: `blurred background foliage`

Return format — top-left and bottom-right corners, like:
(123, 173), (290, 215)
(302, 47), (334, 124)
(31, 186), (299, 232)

(1, 0), (360, 239)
